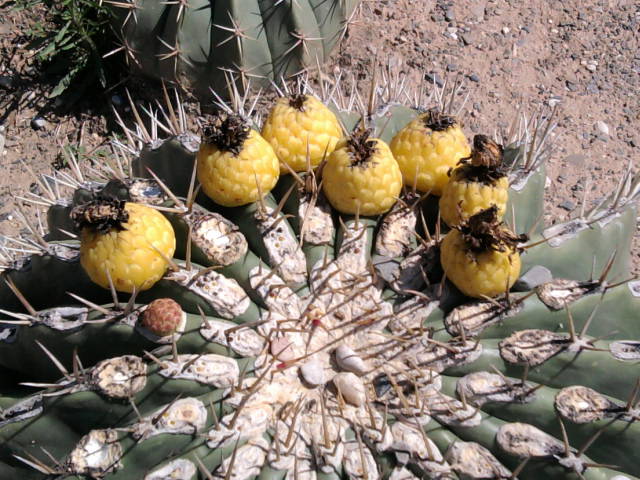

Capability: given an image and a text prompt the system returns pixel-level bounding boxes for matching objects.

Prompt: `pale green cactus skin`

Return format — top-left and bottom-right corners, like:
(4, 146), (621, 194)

(1, 94), (639, 480)
(110, 0), (359, 96)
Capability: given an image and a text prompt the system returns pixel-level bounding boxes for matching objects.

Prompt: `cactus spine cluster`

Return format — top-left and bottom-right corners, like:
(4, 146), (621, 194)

(0, 71), (639, 480)
(109, 0), (359, 96)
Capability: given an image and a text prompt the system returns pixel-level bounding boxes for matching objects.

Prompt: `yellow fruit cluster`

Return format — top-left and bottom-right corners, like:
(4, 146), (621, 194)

(78, 95), (522, 300)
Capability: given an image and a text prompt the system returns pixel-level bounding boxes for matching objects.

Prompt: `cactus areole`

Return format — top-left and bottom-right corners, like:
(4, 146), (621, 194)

(109, 0), (360, 95)
(1, 79), (640, 480)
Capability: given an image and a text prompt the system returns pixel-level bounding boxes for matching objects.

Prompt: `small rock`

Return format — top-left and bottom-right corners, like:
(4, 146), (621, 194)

(513, 265), (553, 291)
(502, 27), (510, 34)
(425, 72), (444, 87)
(559, 200), (575, 211)
(111, 94), (125, 107)
(374, 373), (392, 398)
(557, 175), (567, 183)
(566, 80), (578, 92)
(547, 96), (562, 107)
(31, 116), (45, 130)
(270, 337), (294, 361)
(335, 344), (367, 376)
(444, 7), (455, 22)
(445, 27), (458, 40)
(468, 73), (480, 83)
(446, 63), (458, 72)
(460, 33), (474, 46)
(594, 121), (609, 136)
(300, 361), (325, 387)
(333, 372), (366, 407)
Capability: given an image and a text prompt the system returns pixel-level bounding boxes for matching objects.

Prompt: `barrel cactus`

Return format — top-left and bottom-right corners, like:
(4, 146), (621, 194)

(1, 72), (639, 480)
(109, 0), (359, 96)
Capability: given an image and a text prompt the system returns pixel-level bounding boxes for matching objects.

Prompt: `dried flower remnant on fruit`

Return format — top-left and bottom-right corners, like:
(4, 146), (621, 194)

(71, 198), (129, 234)
(347, 129), (379, 168)
(454, 134), (507, 183)
(468, 134), (504, 168)
(457, 206), (527, 255)
(288, 94), (307, 111)
(423, 109), (458, 131)
(202, 111), (251, 155)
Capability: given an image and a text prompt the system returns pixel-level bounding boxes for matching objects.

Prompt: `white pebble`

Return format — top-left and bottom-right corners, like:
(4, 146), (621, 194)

(594, 120), (609, 136)
(270, 337), (294, 361)
(300, 361), (325, 387)
(335, 345), (367, 376)
(333, 372), (366, 407)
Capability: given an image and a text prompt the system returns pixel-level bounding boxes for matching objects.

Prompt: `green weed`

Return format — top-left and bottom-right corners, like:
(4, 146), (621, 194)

(12, 0), (114, 99)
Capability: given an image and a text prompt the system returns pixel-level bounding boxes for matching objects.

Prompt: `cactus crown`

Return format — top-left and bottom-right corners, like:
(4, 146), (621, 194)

(458, 207), (527, 254)
(423, 109), (458, 131)
(70, 198), (129, 234)
(202, 112), (251, 155)
(347, 128), (378, 167)
(2, 70), (640, 480)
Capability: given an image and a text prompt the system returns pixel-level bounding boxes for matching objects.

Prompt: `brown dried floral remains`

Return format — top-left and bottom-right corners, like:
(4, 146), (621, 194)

(288, 94), (307, 111)
(202, 111), (251, 155)
(457, 206), (527, 254)
(347, 128), (378, 168)
(422, 109), (458, 131)
(70, 198), (129, 234)
(453, 134), (507, 184)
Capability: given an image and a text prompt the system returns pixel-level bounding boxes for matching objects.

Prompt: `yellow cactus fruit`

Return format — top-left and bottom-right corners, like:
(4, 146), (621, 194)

(72, 200), (176, 293)
(390, 110), (470, 196)
(440, 135), (510, 227)
(440, 207), (526, 298)
(197, 112), (279, 207)
(261, 94), (342, 173)
(322, 129), (402, 215)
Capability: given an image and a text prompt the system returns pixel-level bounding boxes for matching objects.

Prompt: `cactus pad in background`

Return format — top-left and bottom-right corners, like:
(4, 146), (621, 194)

(1, 71), (640, 480)
(109, 0), (359, 97)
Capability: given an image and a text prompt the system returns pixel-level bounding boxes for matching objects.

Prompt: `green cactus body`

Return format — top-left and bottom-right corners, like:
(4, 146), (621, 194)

(1, 84), (639, 480)
(109, 0), (358, 96)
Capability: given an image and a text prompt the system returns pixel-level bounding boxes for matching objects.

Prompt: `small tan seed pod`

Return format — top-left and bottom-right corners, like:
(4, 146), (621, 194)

(142, 298), (183, 336)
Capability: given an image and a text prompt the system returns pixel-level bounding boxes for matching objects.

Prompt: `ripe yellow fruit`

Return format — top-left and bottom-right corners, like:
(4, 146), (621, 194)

(261, 95), (342, 173)
(197, 113), (279, 207)
(440, 207), (523, 299)
(322, 130), (402, 215)
(440, 135), (509, 227)
(77, 202), (176, 293)
(440, 173), (509, 227)
(390, 110), (470, 196)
